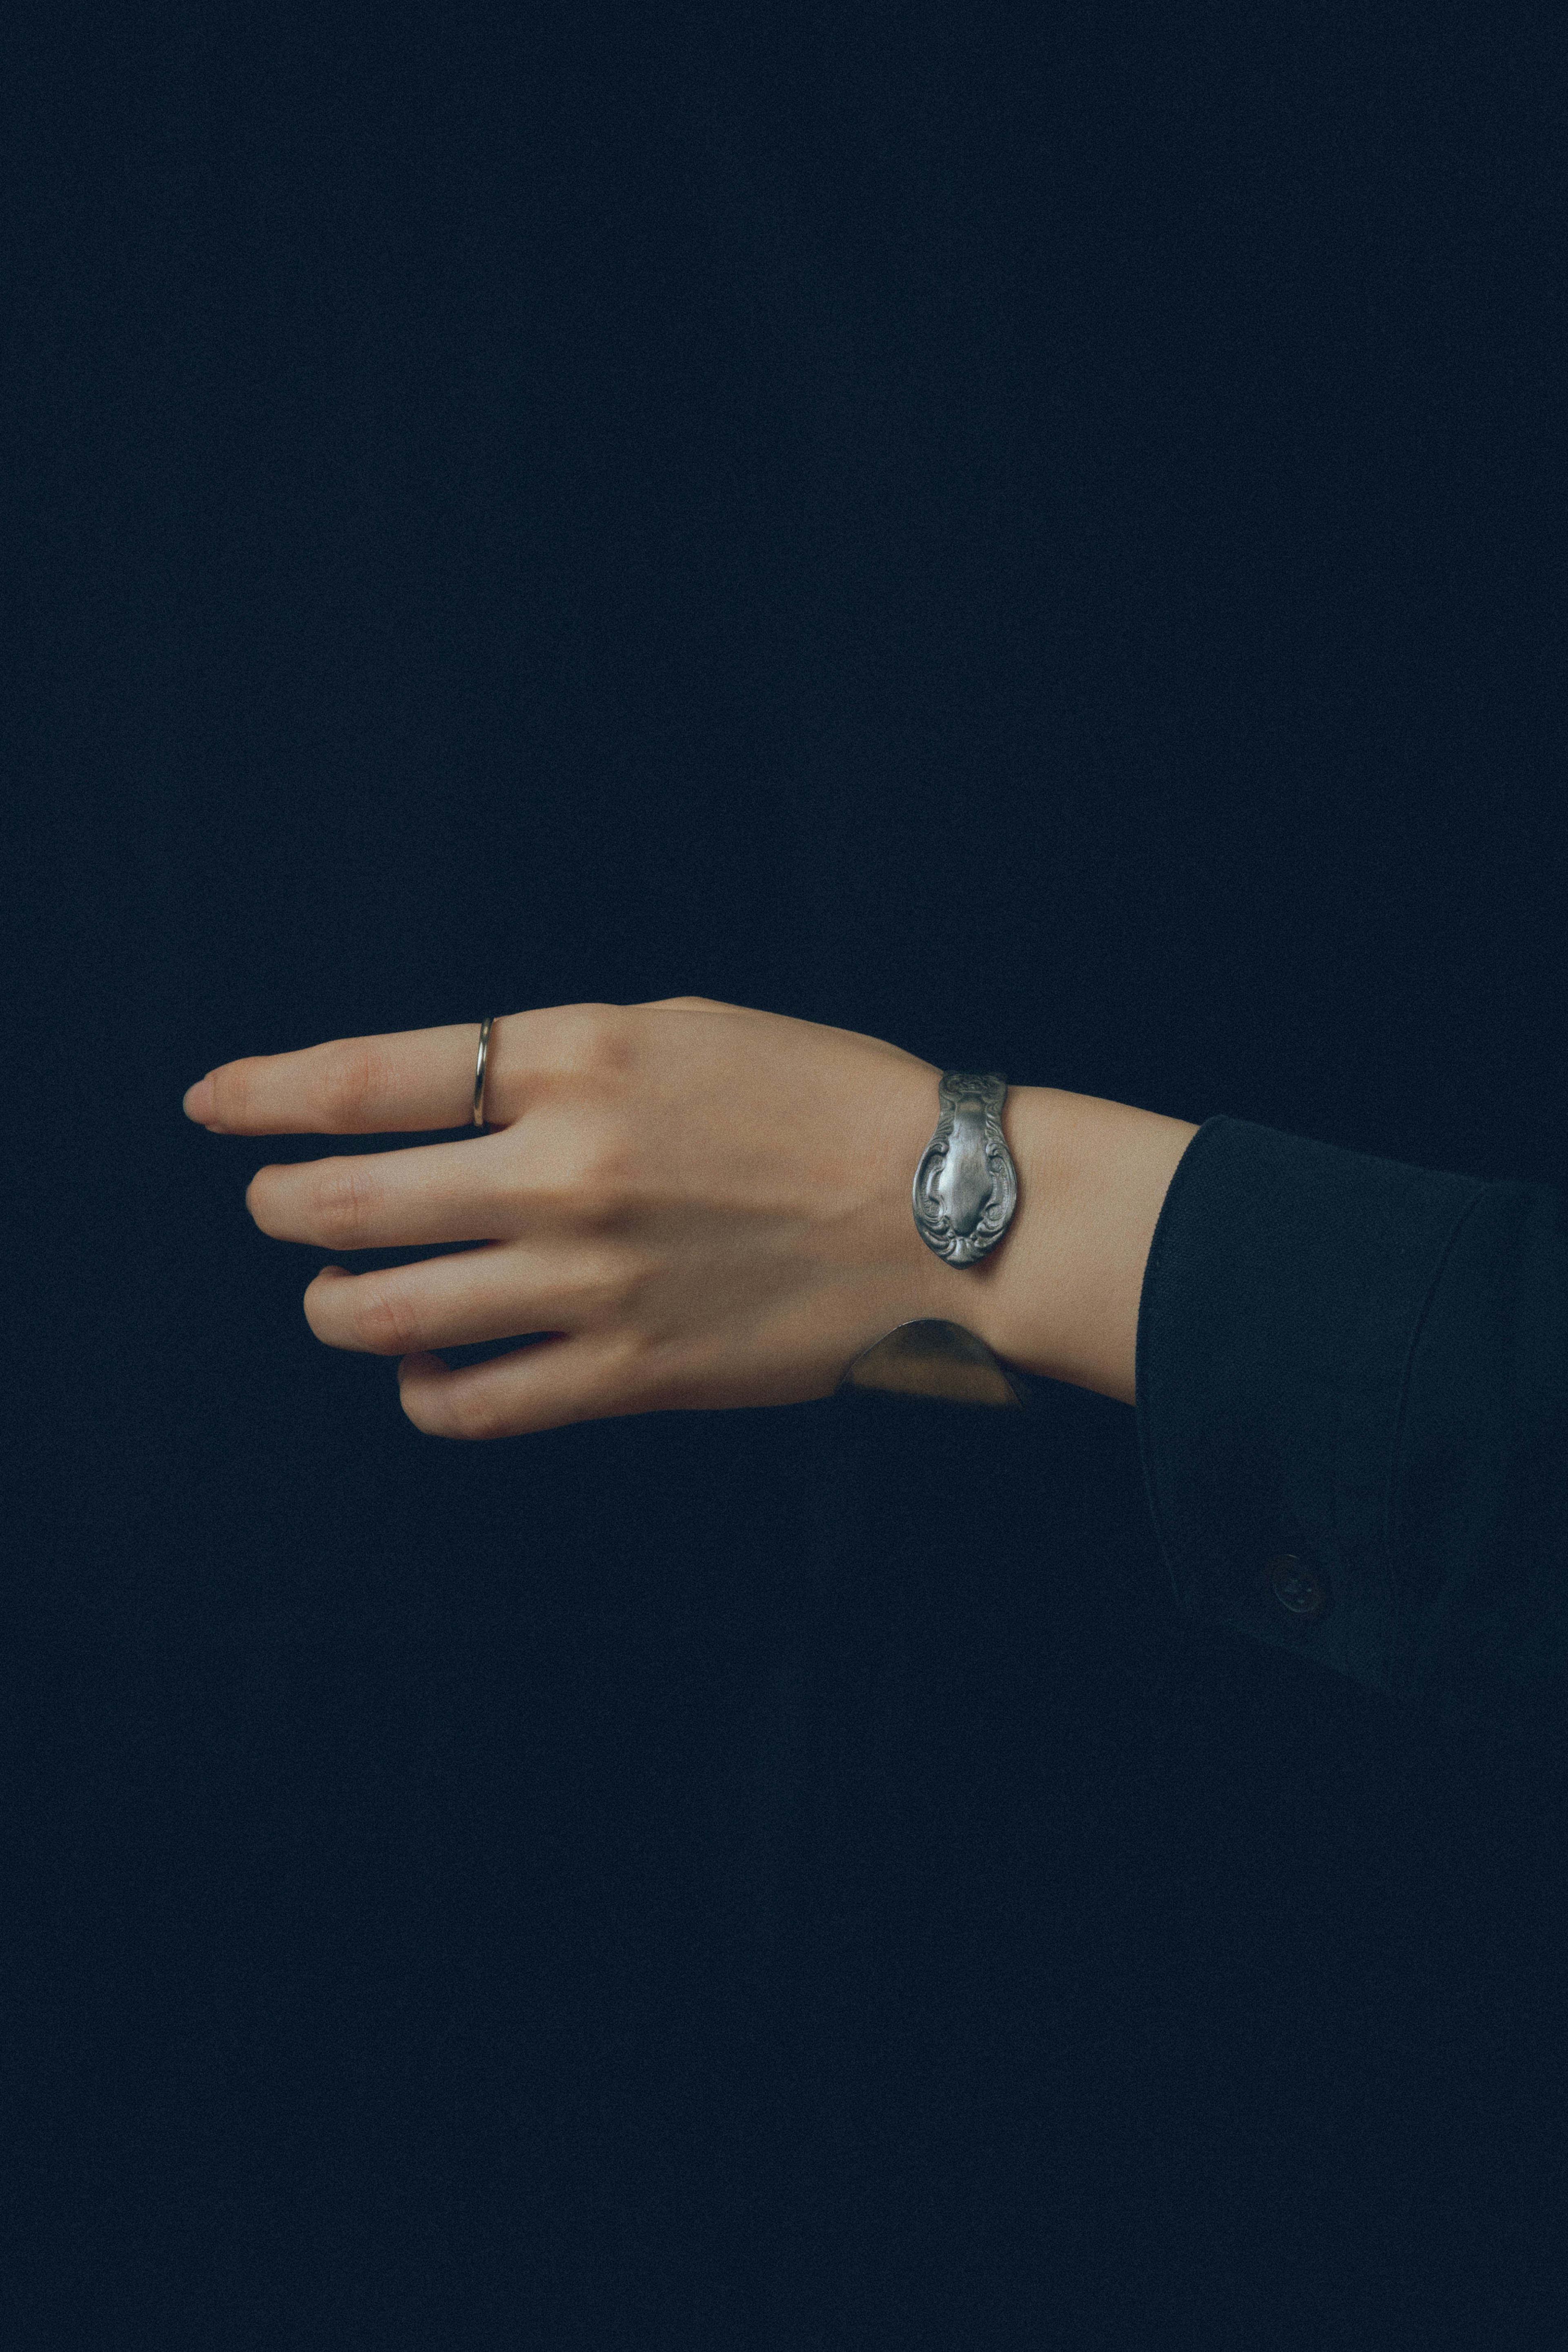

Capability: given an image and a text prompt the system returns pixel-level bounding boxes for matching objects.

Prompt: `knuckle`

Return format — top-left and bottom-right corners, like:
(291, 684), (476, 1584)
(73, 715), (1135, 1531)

(558, 1002), (635, 1080)
(311, 1038), (391, 1130)
(585, 1245), (633, 1312)
(309, 1159), (377, 1248)
(573, 1157), (638, 1235)
(579, 1117), (642, 1206)
(573, 1241), (645, 1315)
(529, 1118), (639, 1235)
(350, 1280), (421, 1357)
(603, 1331), (677, 1414)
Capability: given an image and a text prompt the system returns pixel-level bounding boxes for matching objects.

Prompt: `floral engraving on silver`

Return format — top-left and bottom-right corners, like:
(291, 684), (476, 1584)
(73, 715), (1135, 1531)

(912, 1071), (1018, 1267)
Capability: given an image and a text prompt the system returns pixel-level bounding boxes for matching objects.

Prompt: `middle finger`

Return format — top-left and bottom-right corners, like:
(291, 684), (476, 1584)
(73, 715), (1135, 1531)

(303, 1248), (564, 1358)
(246, 1133), (515, 1252)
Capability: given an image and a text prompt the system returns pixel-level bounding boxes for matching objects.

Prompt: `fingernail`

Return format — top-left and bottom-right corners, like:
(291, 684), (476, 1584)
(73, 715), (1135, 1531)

(183, 1077), (216, 1123)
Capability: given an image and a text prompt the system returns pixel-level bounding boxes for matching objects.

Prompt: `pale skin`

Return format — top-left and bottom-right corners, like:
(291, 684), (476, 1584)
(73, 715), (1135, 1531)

(182, 997), (1201, 1437)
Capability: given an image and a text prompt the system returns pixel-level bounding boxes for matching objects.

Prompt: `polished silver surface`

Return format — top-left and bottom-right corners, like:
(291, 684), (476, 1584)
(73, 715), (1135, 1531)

(472, 1014), (495, 1129)
(837, 1319), (1027, 1407)
(912, 1070), (1018, 1266)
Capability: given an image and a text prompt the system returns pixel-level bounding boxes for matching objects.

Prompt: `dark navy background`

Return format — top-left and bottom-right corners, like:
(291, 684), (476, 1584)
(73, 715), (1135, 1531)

(8, 4), (1568, 2343)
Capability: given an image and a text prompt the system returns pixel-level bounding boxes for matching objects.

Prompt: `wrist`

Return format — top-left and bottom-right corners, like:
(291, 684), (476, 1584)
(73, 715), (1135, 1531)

(957, 1084), (1200, 1407)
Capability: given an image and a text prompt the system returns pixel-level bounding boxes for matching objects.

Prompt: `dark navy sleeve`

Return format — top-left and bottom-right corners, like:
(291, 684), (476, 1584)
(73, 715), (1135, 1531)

(1134, 1116), (1568, 1730)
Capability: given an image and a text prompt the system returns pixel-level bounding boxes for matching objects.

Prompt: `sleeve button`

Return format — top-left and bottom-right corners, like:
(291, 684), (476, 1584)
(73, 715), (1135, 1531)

(1264, 1553), (1330, 1619)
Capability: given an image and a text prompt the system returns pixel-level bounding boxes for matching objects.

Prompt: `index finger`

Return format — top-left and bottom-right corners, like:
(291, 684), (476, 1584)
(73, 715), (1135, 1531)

(184, 1023), (488, 1136)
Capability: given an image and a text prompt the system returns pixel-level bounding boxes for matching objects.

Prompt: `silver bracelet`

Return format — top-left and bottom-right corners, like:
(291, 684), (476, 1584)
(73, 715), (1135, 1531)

(837, 1069), (1027, 1408)
(912, 1070), (1018, 1266)
(837, 1317), (1028, 1408)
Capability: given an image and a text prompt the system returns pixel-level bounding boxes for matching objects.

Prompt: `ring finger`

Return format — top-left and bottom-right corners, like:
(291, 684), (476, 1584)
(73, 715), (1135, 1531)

(247, 1133), (514, 1253)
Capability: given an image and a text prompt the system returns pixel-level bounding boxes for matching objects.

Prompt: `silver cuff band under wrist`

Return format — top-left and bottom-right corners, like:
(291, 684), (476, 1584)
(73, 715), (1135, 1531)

(837, 1318), (1028, 1408)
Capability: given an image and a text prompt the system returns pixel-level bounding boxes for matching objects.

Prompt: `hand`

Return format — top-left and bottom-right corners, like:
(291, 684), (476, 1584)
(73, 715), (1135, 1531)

(183, 997), (972, 1438)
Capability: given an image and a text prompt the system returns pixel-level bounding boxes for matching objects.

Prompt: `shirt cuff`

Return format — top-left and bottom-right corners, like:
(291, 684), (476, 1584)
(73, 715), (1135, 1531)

(1134, 1115), (1490, 1699)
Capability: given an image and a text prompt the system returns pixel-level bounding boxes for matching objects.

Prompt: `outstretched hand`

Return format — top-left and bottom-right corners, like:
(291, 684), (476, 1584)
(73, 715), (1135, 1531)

(183, 997), (985, 1438)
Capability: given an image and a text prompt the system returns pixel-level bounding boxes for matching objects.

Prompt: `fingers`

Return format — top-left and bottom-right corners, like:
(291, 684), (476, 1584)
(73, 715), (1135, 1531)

(184, 1001), (639, 1137)
(303, 1253), (560, 1358)
(185, 1023), (492, 1136)
(397, 1335), (644, 1440)
(184, 999), (753, 1141)
(245, 1133), (517, 1251)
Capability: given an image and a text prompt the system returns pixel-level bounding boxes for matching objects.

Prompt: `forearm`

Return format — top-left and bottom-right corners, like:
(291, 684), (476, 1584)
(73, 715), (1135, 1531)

(964, 1086), (1201, 1408)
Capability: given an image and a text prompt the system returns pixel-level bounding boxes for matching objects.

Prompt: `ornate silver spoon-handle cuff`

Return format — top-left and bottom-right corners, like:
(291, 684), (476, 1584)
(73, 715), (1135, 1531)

(912, 1070), (1018, 1267)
